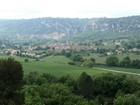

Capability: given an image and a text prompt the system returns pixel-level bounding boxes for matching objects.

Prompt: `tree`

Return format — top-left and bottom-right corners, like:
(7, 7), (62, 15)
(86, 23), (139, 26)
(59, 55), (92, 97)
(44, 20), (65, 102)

(92, 73), (140, 104)
(82, 60), (94, 68)
(105, 56), (119, 66)
(65, 52), (72, 58)
(24, 58), (29, 62)
(24, 72), (43, 85)
(24, 83), (92, 105)
(72, 55), (84, 62)
(90, 58), (96, 63)
(68, 61), (76, 65)
(120, 56), (131, 67)
(131, 59), (140, 68)
(113, 94), (140, 105)
(136, 43), (140, 49)
(61, 49), (66, 55)
(78, 72), (93, 99)
(0, 58), (24, 105)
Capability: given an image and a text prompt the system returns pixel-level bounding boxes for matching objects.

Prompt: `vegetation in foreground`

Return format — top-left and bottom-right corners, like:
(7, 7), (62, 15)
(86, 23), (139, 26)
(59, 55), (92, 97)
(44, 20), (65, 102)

(0, 58), (24, 105)
(0, 58), (140, 105)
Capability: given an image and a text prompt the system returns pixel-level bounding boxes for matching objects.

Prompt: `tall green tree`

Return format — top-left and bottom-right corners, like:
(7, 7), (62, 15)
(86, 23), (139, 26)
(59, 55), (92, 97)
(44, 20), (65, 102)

(131, 59), (140, 68)
(120, 56), (131, 67)
(82, 60), (94, 68)
(72, 55), (84, 62)
(78, 72), (93, 99)
(0, 58), (24, 105)
(105, 56), (119, 66)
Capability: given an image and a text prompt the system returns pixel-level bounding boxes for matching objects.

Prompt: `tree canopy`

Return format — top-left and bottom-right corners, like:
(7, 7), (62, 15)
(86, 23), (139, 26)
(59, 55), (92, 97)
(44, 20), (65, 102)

(0, 58), (24, 105)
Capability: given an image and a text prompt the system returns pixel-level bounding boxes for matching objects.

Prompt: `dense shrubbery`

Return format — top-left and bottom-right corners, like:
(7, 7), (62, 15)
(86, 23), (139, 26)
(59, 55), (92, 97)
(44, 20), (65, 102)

(0, 58), (24, 105)
(106, 56), (140, 68)
(82, 60), (94, 68)
(23, 72), (140, 105)
(1, 58), (140, 105)
(72, 55), (84, 62)
(68, 61), (76, 65)
(106, 56), (119, 66)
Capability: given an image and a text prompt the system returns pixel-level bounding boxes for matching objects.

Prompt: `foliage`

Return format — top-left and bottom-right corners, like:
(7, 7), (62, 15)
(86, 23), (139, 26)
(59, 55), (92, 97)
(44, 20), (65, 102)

(92, 73), (140, 104)
(105, 56), (119, 66)
(119, 56), (131, 67)
(113, 94), (140, 105)
(131, 59), (140, 68)
(68, 61), (76, 65)
(90, 58), (96, 63)
(24, 83), (92, 105)
(25, 58), (29, 62)
(0, 58), (24, 105)
(24, 72), (57, 85)
(78, 72), (93, 99)
(0, 56), (140, 104)
(82, 60), (94, 68)
(65, 52), (72, 58)
(22, 71), (140, 105)
(72, 55), (84, 62)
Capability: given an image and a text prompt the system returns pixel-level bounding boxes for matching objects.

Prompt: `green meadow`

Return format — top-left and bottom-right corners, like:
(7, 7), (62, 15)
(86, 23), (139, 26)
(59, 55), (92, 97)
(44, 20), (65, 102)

(0, 55), (140, 79)
(22, 56), (108, 78)
(0, 55), (107, 78)
(83, 53), (140, 64)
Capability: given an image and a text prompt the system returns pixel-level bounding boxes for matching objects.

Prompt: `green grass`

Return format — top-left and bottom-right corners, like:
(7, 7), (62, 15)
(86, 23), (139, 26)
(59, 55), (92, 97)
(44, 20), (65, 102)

(99, 66), (140, 74)
(0, 55), (107, 79)
(83, 53), (140, 64)
(94, 66), (140, 82)
(23, 56), (107, 78)
(0, 54), (140, 79)
(83, 53), (107, 64)
(117, 53), (140, 61)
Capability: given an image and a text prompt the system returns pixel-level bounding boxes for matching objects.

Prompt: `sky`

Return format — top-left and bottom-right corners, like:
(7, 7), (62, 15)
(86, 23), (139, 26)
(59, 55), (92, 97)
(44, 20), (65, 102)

(0, 0), (140, 19)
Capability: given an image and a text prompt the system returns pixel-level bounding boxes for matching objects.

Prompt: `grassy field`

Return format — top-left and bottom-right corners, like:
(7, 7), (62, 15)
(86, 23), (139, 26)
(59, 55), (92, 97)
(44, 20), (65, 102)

(23, 56), (108, 78)
(0, 55), (107, 78)
(83, 53), (106, 64)
(83, 53), (140, 64)
(98, 66), (140, 74)
(0, 54), (140, 79)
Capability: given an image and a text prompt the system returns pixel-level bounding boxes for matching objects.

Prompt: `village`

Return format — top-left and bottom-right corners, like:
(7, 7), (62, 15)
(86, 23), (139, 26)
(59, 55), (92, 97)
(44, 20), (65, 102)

(0, 39), (140, 60)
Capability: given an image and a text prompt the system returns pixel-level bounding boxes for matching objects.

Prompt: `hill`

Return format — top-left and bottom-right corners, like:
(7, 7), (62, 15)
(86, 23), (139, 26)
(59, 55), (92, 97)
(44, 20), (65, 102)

(0, 16), (140, 41)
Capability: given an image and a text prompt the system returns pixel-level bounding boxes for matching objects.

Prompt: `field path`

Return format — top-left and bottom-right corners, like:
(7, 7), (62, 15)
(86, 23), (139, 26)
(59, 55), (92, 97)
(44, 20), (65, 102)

(93, 67), (140, 76)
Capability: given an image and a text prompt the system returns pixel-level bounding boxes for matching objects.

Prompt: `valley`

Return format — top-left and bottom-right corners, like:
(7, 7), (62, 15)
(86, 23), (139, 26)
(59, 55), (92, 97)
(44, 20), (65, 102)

(0, 16), (140, 105)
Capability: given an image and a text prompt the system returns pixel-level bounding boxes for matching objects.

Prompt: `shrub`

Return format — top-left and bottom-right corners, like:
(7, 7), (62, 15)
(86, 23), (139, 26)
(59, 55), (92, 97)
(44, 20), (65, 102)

(68, 61), (76, 65)
(24, 58), (29, 62)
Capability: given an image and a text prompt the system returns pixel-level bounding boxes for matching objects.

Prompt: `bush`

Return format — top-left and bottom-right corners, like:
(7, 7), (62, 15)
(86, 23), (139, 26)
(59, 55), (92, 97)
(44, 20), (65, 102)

(113, 94), (140, 105)
(90, 58), (96, 63)
(105, 56), (119, 66)
(24, 58), (29, 62)
(82, 60), (94, 68)
(68, 61), (76, 65)
(72, 55), (84, 62)
(35, 58), (40, 61)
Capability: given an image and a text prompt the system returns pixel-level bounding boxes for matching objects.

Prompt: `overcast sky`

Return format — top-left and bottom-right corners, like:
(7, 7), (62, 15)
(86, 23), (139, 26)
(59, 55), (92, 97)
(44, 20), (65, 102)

(0, 0), (140, 19)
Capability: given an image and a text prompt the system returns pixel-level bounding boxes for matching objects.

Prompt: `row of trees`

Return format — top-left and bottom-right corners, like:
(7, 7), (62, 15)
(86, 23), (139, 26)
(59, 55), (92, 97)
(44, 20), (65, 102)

(1, 58), (140, 105)
(106, 56), (140, 68)
(61, 49), (96, 68)
(23, 71), (140, 105)
(78, 72), (140, 104)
